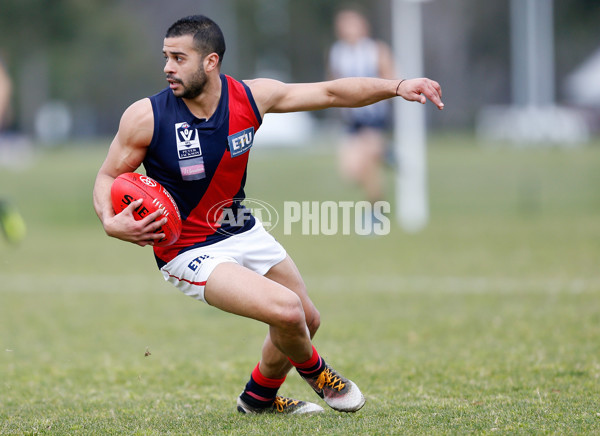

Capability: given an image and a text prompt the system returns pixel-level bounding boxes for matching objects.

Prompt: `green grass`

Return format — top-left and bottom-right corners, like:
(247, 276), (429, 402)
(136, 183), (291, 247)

(1, 134), (599, 435)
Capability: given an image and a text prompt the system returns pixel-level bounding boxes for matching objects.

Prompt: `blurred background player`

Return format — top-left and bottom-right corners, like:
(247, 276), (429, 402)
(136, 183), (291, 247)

(328, 8), (396, 224)
(0, 57), (26, 244)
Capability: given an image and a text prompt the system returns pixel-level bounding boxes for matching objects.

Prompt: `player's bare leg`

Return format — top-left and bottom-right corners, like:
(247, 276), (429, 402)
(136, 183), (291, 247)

(204, 262), (313, 362)
(205, 258), (365, 413)
(338, 129), (385, 204)
(259, 255), (320, 378)
(265, 256), (366, 413)
(204, 262), (323, 414)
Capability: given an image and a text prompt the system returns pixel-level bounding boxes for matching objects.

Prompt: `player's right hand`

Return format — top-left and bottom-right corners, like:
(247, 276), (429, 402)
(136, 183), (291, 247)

(104, 199), (167, 247)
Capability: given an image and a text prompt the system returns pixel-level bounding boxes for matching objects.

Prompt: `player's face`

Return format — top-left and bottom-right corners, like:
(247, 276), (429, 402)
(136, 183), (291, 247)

(335, 11), (369, 43)
(163, 36), (208, 99)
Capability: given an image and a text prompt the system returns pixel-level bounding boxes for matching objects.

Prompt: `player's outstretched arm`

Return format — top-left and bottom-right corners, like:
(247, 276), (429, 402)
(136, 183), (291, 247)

(247, 76), (444, 116)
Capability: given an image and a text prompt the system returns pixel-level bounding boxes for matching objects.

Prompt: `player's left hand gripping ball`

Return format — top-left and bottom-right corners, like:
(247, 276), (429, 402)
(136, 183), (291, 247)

(110, 172), (182, 246)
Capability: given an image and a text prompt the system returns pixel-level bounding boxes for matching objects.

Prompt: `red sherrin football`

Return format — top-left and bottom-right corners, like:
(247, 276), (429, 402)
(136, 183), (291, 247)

(110, 172), (182, 247)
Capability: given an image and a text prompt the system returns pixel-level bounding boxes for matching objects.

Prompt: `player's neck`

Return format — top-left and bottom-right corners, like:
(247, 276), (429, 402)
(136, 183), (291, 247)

(182, 75), (222, 121)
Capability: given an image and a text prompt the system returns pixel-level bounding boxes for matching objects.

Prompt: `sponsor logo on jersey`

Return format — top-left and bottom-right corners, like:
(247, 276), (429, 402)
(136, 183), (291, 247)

(175, 122), (202, 159)
(187, 254), (212, 272)
(179, 155), (206, 181)
(228, 127), (255, 157)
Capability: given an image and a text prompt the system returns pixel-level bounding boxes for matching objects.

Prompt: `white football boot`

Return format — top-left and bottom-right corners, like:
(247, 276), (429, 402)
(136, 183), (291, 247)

(303, 364), (366, 412)
(237, 395), (324, 415)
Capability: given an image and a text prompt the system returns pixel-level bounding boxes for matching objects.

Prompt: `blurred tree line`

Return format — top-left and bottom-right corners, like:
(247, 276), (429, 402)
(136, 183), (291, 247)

(0, 0), (599, 138)
(0, 0), (161, 136)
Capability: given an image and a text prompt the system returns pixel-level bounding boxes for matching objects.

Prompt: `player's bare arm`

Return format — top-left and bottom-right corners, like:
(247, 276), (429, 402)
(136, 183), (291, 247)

(246, 76), (444, 116)
(93, 98), (166, 246)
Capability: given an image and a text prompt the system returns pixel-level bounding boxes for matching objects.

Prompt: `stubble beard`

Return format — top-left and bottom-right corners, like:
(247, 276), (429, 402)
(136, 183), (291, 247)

(172, 67), (208, 99)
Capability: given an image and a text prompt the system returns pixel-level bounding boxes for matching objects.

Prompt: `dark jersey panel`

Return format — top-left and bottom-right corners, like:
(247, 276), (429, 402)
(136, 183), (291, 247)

(144, 75), (262, 267)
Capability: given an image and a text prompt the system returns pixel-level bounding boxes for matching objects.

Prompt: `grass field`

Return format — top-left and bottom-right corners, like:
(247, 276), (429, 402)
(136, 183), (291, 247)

(1, 133), (599, 435)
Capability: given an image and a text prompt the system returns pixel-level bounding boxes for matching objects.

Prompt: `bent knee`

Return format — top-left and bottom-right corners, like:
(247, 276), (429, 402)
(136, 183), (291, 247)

(273, 294), (307, 330)
(306, 308), (321, 338)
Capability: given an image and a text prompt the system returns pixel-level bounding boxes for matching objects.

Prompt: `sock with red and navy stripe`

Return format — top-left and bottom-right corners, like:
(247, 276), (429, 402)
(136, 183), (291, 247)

(239, 363), (286, 409)
(288, 345), (325, 379)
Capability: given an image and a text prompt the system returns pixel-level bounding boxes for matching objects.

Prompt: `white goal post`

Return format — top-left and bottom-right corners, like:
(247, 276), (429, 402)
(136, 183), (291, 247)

(392, 0), (431, 232)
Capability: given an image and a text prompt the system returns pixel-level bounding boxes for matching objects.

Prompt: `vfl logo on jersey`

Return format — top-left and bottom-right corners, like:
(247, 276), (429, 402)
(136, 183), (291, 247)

(175, 122), (202, 160)
(228, 127), (254, 157)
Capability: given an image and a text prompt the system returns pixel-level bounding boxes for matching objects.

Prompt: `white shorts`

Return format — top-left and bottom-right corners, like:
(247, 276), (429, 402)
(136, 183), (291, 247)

(160, 221), (287, 303)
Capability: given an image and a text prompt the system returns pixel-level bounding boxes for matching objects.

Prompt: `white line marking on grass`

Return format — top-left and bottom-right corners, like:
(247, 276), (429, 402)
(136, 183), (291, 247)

(304, 275), (600, 294)
(1, 273), (598, 295)
(0, 273), (166, 294)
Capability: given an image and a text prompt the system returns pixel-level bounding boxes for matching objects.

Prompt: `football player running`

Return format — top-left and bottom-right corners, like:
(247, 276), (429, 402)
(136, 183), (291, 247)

(93, 15), (443, 414)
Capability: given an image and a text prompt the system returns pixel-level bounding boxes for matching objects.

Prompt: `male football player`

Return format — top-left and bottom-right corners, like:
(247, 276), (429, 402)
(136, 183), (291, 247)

(93, 15), (443, 414)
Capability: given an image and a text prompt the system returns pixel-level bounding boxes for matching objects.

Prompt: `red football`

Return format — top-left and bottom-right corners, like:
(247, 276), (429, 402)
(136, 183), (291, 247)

(110, 172), (182, 246)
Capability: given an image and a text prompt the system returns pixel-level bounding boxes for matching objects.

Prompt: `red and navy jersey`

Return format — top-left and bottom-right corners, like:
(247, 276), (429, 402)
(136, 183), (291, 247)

(143, 74), (262, 268)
